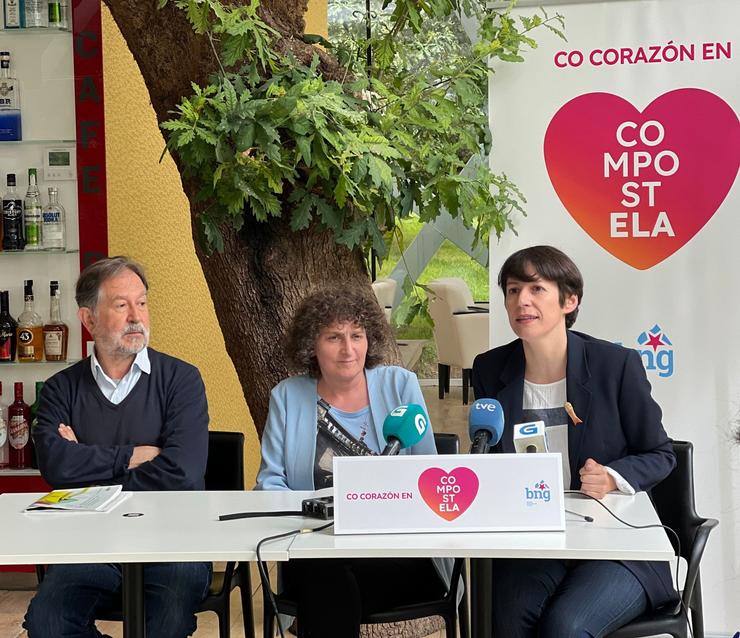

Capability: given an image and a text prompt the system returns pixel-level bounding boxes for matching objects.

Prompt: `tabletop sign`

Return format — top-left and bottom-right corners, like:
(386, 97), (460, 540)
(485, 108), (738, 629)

(332, 453), (565, 535)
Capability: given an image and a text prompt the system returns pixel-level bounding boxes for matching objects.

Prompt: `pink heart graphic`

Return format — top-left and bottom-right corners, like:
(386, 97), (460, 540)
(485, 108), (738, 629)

(417, 467), (479, 521)
(544, 89), (740, 269)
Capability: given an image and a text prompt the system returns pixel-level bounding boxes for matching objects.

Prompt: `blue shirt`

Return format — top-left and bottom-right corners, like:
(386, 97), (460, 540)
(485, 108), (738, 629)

(90, 347), (150, 405)
(330, 404), (380, 454)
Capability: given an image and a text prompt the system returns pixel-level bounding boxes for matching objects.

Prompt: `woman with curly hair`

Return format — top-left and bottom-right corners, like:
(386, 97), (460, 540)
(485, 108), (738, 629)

(255, 284), (449, 637)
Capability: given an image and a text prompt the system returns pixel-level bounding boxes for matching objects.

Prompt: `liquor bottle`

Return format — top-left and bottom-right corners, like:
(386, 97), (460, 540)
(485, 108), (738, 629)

(24, 168), (42, 251)
(0, 51), (21, 141)
(42, 186), (66, 251)
(58, 0), (70, 30)
(0, 382), (9, 468)
(48, 0), (61, 28)
(8, 381), (30, 469)
(43, 281), (68, 361)
(24, 0), (45, 27)
(29, 380), (44, 469)
(16, 280), (44, 362)
(3, 0), (21, 28)
(2, 173), (25, 250)
(0, 290), (17, 362)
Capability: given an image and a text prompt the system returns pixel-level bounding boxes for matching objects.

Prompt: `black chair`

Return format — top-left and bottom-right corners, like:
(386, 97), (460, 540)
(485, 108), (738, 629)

(607, 440), (718, 638)
(37, 431), (255, 638)
(261, 431), (469, 638)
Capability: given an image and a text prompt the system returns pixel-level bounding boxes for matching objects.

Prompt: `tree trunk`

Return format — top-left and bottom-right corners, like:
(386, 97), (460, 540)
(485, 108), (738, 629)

(195, 217), (369, 432)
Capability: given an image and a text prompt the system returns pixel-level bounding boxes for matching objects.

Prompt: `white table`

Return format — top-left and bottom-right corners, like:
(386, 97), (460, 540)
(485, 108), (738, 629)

(0, 490), (674, 638)
(288, 492), (675, 637)
(0, 490), (315, 638)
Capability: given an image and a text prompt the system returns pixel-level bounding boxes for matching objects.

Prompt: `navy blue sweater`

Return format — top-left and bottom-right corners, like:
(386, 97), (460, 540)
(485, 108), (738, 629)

(34, 348), (209, 491)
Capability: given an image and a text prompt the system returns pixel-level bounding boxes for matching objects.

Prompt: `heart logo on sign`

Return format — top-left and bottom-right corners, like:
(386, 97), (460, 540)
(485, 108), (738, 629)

(544, 89), (740, 270)
(417, 467), (479, 521)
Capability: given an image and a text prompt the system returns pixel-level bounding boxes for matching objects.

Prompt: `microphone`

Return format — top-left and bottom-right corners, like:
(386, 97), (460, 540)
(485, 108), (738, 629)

(468, 398), (505, 454)
(381, 404), (429, 455)
(513, 420), (548, 454)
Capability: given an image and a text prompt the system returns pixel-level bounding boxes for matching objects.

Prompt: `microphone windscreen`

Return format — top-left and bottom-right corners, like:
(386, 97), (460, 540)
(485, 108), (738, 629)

(382, 404), (429, 450)
(468, 398), (505, 446)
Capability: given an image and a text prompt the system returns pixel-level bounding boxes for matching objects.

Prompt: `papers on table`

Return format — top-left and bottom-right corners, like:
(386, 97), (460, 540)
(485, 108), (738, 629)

(24, 485), (132, 514)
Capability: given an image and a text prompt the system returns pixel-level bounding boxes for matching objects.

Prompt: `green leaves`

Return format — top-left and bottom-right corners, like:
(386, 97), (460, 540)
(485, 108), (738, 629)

(159, 0), (563, 254)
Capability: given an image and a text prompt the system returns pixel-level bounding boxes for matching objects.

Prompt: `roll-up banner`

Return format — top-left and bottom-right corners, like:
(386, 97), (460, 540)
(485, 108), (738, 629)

(488, 0), (739, 632)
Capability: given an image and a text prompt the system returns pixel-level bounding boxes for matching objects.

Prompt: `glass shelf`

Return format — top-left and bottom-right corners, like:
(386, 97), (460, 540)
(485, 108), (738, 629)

(0, 27), (70, 35)
(0, 358), (80, 366)
(0, 468), (41, 476)
(0, 139), (75, 145)
(0, 248), (79, 256)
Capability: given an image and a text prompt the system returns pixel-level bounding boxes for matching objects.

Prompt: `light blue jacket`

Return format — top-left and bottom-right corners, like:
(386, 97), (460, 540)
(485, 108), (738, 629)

(254, 365), (455, 593)
(255, 365), (437, 491)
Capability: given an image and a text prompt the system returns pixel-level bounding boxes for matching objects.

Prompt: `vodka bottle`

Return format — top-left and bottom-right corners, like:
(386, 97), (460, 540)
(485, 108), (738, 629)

(24, 0), (45, 27)
(42, 186), (66, 251)
(24, 168), (42, 250)
(0, 51), (21, 141)
(3, 0), (21, 28)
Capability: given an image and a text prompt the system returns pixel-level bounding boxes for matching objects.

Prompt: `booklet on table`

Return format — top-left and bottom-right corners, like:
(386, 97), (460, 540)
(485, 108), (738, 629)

(24, 485), (132, 514)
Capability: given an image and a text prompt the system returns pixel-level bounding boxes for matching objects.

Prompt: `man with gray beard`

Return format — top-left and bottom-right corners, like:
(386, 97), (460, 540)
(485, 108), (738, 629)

(24, 256), (211, 638)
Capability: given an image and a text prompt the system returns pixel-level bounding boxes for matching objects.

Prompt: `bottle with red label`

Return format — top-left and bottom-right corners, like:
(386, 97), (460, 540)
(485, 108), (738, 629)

(0, 381), (9, 468)
(0, 290), (17, 362)
(8, 381), (31, 468)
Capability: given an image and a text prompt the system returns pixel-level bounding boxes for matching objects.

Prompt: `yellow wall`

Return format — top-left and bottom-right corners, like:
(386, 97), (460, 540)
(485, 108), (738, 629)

(102, 2), (327, 486)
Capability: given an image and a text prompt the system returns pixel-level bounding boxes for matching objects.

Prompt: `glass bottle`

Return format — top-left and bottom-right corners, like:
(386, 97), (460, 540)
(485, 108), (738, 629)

(16, 280), (44, 362)
(43, 280), (68, 361)
(29, 380), (44, 469)
(8, 381), (30, 469)
(42, 186), (65, 251)
(2, 173), (24, 251)
(24, 0), (45, 27)
(0, 51), (22, 141)
(3, 1), (21, 28)
(48, 0), (61, 28)
(58, 0), (69, 30)
(24, 168), (42, 251)
(0, 290), (17, 362)
(0, 382), (8, 468)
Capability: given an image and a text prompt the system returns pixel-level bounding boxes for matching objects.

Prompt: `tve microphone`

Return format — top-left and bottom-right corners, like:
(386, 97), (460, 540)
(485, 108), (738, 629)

(381, 404), (429, 455)
(512, 420), (548, 454)
(468, 398), (505, 454)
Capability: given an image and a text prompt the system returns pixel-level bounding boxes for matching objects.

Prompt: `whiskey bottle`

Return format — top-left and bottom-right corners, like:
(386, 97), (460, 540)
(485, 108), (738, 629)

(0, 51), (21, 141)
(2, 173), (24, 251)
(42, 186), (66, 251)
(43, 280), (68, 361)
(24, 168), (42, 251)
(0, 382), (8, 468)
(0, 290), (17, 362)
(8, 381), (30, 469)
(16, 280), (44, 362)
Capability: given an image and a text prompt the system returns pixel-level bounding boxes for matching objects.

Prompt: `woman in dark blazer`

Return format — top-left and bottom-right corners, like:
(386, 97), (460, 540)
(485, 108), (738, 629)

(473, 245), (677, 637)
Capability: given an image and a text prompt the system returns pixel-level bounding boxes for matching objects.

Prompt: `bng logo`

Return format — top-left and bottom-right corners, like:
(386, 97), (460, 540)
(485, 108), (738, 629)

(525, 480), (551, 506)
(636, 324), (674, 378)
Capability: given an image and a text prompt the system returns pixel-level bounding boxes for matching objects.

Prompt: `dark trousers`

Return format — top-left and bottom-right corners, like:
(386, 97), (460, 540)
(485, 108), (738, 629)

(491, 558), (648, 638)
(24, 562), (212, 638)
(282, 557), (446, 638)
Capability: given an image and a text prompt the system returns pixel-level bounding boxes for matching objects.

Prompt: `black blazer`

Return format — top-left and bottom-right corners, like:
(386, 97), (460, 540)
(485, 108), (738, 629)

(472, 330), (678, 608)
